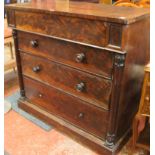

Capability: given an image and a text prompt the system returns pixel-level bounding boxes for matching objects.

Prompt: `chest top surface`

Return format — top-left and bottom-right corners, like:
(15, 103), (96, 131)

(5, 0), (149, 24)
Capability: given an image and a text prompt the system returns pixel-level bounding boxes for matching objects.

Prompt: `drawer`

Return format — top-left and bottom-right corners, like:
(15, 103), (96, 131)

(21, 53), (112, 110)
(15, 11), (109, 47)
(18, 31), (113, 78)
(23, 76), (109, 139)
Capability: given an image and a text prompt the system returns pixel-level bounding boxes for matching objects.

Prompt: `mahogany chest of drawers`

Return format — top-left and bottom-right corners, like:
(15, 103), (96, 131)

(5, 1), (150, 154)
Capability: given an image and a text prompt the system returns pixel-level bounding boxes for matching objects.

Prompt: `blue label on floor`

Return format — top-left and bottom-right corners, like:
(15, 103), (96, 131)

(5, 91), (53, 131)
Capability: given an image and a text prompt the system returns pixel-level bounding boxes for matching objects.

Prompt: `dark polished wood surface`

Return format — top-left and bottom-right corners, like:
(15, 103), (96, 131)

(18, 99), (114, 155)
(5, 0), (149, 24)
(23, 76), (109, 139)
(6, 1), (150, 154)
(18, 31), (113, 78)
(21, 52), (112, 110)
(15, 12), (109, 48)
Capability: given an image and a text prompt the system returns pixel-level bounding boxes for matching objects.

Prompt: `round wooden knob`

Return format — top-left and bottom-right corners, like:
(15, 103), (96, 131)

(38, 93), (43, 98)
(78, 112), (84, 118)
(75, 53), (85, 63)
(30, 40), (38, 48)
(145, 96), (149, 101)
(76, 82), (85, 92)
(32, 66), (40, 73)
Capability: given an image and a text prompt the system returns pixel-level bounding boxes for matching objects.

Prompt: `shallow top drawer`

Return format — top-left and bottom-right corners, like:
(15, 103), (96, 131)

(15, 11), (109, 47)
(18, 31), (113, 78)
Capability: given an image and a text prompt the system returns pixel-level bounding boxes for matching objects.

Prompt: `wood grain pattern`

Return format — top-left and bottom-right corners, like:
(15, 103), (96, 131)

(23, 76), (109, 139)
(5, 0), (150, 24)
(114, 17), (150, 142)
(5, 1), (150, 154)
(6, 10), (15, 27)
(18, 99), (120, 155)
(15, 11), (109, 47)
(18, 31), (113, 78)
(138, 66), (150, 116)
(12, 30), (25, 97)
(21, 52), (112, 110)
(108, 24), (122, 47)
(106, 53), (125, 146)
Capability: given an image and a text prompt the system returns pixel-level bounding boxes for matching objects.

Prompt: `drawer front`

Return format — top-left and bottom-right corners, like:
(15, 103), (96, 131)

(18, 31), (113, 78)
(15, 11), (109, 47)
(21, 53), (112, 109)
(23, 77), (109, 139)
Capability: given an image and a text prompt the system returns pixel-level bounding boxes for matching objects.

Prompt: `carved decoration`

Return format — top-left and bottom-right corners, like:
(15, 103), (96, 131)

(105, 53), (126, 147)
(12, 29), (17, 38)
(105, 133), (115, 147)
(114, 54), (125, 67)
(12, 29), (25, 98)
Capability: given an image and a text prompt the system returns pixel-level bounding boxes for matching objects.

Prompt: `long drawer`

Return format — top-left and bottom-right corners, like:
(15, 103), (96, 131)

(23, 76), (109, 139)
(15, 11), (109, 47)
(21, 52), (112, 109)
(18, 31), (113, 78)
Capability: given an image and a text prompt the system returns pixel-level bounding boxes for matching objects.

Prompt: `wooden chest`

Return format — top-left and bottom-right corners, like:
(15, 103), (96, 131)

(5, 0), (150, 154)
